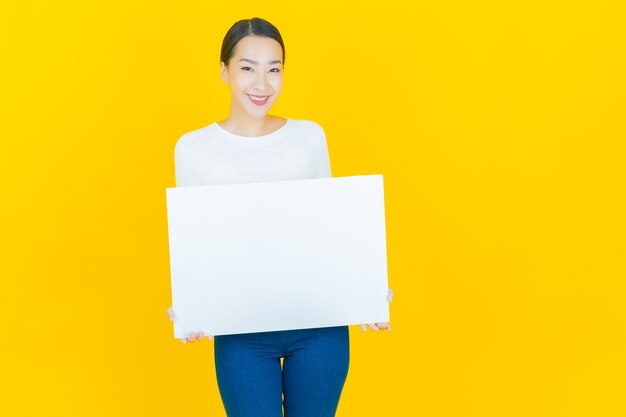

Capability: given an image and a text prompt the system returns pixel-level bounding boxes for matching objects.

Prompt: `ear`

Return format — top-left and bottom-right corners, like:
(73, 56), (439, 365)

(220, 62), (229, 84)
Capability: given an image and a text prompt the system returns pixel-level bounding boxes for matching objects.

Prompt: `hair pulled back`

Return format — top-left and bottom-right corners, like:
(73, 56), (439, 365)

(220, 17), (285, 67)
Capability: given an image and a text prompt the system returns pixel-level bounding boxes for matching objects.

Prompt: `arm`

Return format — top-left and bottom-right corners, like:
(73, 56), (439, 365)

(317, 126), (333, 178)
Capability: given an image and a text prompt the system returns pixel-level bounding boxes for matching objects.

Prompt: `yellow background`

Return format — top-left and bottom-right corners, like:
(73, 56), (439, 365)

(1, 1), (624, 416)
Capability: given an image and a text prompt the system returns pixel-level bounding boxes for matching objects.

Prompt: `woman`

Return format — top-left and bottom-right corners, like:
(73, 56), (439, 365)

(166, 17), (393, 417)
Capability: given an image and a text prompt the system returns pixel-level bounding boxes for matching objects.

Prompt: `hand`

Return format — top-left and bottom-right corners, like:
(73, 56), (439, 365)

(360, 287), (394, 332)
(167, 306), (213, 343)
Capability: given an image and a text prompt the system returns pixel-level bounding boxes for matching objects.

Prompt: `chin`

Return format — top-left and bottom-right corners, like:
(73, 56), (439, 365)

(248, 106), (275, 119)
(247, 108), (269, 117)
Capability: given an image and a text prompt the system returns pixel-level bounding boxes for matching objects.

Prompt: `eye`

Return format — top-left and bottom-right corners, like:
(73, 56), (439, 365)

(241, 66), (253, 71)
(270, 68), (280, 73)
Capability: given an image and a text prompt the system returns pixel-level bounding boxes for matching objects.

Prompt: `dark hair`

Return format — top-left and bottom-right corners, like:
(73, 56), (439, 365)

(220, 17), (285, 67)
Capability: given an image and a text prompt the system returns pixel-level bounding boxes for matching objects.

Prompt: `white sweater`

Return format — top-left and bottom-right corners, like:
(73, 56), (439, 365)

(174, 118), (332, 187)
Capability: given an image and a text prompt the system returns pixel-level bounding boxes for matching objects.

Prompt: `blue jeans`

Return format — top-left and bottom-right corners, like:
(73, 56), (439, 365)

(214, 325), (350, 417)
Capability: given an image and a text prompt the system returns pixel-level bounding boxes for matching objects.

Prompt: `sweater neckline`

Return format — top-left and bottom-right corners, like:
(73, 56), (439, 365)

(213, 118), (291, 146)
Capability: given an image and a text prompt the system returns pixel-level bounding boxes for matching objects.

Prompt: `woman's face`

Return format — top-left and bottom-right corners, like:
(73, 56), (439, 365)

(220, 35), (284, 119)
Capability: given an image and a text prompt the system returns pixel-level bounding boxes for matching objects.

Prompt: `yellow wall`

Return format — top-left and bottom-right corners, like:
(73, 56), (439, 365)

(1, 1), (624, 415)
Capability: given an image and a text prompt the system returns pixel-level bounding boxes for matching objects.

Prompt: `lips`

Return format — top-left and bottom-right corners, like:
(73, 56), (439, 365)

(247, 94), (270, 106)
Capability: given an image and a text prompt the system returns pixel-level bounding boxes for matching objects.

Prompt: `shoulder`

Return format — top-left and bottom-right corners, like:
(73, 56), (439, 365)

(288, 118), (327, 141)
(289, 118), (325, 133)
(174, 123), (218, 154)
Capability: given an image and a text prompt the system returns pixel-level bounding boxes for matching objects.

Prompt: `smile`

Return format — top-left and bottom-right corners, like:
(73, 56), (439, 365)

(247, 94), (270, 106)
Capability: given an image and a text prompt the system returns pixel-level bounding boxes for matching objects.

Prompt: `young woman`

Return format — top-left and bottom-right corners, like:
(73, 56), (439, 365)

(166, 17), (393, 417)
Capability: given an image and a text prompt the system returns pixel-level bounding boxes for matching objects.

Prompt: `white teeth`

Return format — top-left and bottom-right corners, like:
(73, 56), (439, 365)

(249, 95), (268, 101)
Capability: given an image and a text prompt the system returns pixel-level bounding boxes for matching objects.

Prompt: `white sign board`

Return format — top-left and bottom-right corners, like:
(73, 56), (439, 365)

(166, 174), (389, 338)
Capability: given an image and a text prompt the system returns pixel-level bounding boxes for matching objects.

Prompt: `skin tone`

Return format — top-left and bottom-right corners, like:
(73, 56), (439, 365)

(218, 35), (287, 136)
(167, 34), (393, 343)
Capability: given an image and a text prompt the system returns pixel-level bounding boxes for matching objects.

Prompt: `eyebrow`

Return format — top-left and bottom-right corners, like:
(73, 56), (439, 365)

(238, 58), (282, 65)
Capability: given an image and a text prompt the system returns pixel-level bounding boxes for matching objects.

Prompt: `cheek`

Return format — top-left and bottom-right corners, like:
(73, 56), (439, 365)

(270, 76), (284, 91)
(231, 73), (252, 91)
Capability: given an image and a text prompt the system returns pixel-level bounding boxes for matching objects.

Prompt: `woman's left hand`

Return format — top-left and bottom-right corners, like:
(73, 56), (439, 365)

(360, 287), (394, 331)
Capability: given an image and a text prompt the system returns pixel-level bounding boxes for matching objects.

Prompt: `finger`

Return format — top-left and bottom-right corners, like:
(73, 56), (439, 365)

(208, 335), (214, 341)
(360, 324), (367, 332)
(188, 331), (196, 342)
(197, 331), (205, 340)
(377, 322), (392, 331)
(368, 323), (379, 331)
(167, 307), (175, 321)
(181, 337), (187, 344)
(387, 288), (394, 303)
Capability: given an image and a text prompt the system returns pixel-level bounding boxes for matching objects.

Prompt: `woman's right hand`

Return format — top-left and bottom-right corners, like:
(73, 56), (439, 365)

(167, 306), (213, 343)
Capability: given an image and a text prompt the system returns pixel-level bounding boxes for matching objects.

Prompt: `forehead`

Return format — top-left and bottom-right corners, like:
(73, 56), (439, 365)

(233, 36), (283, 61)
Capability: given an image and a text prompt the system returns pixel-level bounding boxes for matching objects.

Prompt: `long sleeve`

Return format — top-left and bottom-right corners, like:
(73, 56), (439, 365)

(174, 138), (196, 187)
(317, 127), (333, 178)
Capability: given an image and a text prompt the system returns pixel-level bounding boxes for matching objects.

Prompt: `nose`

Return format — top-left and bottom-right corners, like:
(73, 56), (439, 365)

(253, 71), (269, 93)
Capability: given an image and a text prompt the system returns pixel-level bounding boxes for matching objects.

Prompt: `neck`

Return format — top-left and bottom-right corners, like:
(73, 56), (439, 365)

(222, 103), (275, 136)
